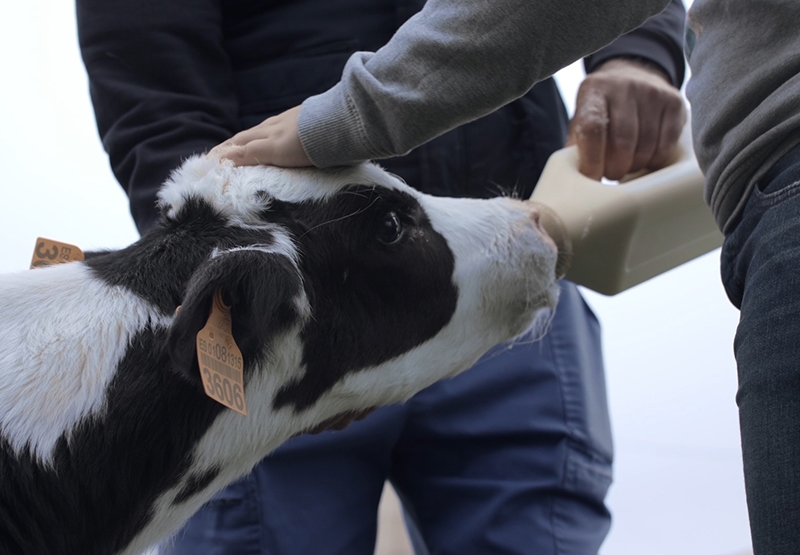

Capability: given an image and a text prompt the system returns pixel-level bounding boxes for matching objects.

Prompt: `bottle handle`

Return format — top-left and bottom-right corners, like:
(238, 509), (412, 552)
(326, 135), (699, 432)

(530, 118), (724, 295)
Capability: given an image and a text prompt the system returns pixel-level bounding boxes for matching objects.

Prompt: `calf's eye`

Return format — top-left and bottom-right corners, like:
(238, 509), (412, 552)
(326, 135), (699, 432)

(377, 211), (403, 245)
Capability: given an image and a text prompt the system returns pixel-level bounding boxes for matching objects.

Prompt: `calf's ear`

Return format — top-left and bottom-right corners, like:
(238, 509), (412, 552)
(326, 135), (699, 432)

(168, 248), (303, 386)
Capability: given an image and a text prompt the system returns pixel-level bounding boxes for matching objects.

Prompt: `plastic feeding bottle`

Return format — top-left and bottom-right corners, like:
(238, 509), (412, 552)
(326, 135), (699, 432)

(529, 120), (723, 296)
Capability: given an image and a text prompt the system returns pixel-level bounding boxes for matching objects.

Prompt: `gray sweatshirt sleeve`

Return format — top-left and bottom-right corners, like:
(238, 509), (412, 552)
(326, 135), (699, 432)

(686, 0), (800, 233)
(298, 0), (672, 168)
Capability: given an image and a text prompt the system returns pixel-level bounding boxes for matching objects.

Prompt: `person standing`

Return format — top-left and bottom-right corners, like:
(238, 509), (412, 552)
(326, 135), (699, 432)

(686, 1), (800, 553)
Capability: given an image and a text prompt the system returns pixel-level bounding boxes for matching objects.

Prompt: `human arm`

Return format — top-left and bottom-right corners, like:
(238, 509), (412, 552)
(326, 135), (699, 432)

(215, 0), (672, 168)
(686, 0), (800, 233)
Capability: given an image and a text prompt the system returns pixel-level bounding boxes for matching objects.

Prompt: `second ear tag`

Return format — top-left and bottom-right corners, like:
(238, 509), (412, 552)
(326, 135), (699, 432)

(196, 290), (247, 415)
(30, 237), (84, 269)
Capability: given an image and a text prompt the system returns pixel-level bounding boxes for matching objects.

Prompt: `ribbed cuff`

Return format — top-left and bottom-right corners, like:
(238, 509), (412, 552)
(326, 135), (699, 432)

(298, 83), (378, 168)
(584, 31), (685, 88)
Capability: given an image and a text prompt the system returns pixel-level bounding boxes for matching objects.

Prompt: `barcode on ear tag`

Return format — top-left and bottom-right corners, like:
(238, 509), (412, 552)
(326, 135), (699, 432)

(196, 290), (247, 415)
(30, 237), (85, 269)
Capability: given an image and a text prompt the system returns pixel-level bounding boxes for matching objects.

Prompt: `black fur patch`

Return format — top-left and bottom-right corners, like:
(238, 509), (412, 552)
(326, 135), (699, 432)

(173, 467), (222, 505)
(273, 185), (458, 410)
(167, 248), (303, 388)
(0, 328), (224, 555)
(86, 198), (266, 314)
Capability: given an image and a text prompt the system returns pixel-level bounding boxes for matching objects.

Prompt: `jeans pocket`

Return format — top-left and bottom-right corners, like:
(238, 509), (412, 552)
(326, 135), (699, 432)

(751, 175), (800, 207)
(751, 144), (800, 206)
(207, 472), (258, 505)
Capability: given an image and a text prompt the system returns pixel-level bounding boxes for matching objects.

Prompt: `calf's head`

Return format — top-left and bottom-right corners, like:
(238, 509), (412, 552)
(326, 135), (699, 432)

(161, 156), (559, 440)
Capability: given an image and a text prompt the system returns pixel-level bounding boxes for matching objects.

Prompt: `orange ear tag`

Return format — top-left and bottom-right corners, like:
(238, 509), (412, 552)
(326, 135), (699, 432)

(196, 290), (247, 415)
(30, 237), (85, 269)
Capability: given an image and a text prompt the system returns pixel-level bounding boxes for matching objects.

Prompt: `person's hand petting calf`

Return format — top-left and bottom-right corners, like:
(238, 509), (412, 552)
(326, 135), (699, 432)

(211, 106), (311, 167)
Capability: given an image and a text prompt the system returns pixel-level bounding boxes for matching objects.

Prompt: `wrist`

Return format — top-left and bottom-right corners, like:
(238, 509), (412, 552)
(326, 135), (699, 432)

(596, 56), (672, 84)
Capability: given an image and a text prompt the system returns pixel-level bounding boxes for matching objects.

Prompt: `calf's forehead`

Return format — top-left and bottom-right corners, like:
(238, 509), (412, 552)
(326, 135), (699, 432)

(253, 163), (411, 202)
(158, 156), (413, 223)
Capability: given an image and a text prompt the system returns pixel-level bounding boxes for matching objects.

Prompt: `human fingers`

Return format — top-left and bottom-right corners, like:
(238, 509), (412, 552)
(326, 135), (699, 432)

(208, 126), (269, 162)
(215, 136), (312, 168)
(225, 117), (281, 149)
(567, 85), (609, 181)
(210, 106), (311, 167)
(602, 59), (685, 176)
(603, 91), (639, 181)
(648, 95), (686, 170)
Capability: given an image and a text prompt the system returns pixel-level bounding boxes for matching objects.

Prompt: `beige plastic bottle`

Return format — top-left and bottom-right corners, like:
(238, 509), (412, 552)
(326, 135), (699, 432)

(529, 121), (723, 296)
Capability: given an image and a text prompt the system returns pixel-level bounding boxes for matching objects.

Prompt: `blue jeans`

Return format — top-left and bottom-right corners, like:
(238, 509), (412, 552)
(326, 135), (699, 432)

(720, 144), (800, 555)
(161, 282), (613, 555)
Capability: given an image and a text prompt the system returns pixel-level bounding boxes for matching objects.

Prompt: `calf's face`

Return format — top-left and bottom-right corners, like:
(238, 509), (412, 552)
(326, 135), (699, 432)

(162, 157), (559, 439)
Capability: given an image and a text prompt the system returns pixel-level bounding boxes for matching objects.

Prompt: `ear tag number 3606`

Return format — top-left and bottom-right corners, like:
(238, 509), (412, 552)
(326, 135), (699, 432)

(196, 290), (247, 415)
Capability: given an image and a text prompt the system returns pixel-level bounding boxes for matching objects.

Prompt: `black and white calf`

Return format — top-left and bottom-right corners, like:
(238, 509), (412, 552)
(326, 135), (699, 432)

(0, 157), (559, 555)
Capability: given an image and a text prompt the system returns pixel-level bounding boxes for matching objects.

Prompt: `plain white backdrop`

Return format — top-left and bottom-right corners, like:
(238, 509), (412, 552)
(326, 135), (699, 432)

(0, 1), (751, 553)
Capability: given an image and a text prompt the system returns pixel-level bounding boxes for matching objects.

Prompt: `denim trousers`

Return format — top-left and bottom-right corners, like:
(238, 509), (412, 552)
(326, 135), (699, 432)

(161, 282), (613, 555)
(720, 144), (800, 555)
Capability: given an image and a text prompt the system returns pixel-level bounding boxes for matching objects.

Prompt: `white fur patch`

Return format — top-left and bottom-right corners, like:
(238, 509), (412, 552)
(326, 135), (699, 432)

(211, 226), (299, 267)
(0, 263), (168, 464)
(120, 326), (313, 555)
(158, 156), (410, 226)
(419, 195), (560, 335)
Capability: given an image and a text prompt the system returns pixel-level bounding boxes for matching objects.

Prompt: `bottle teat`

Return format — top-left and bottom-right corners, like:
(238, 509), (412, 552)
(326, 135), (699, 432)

(528, 201), (572, 280)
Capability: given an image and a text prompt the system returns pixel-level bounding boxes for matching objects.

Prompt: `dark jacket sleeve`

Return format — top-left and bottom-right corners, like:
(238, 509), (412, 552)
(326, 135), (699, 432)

(77, 0), (240, 234)
(584, 0), (686, 88)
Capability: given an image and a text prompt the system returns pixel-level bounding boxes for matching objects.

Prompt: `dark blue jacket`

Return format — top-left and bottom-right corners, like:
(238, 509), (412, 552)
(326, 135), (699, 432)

(77, 0), (685, 234)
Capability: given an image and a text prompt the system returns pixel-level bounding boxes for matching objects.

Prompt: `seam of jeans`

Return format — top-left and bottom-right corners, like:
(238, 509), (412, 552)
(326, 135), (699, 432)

(252, 469), (266, 555)
(550, 460), (565, 555)
(547, 291), (612, 463)
(545, 302), (584, 449)
(720, 234), (746, 308)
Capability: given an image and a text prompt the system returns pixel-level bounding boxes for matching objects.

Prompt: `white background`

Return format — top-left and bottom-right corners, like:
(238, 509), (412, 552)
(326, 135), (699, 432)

(0, 1), (751, 554)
